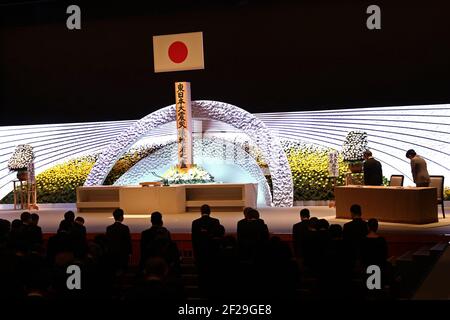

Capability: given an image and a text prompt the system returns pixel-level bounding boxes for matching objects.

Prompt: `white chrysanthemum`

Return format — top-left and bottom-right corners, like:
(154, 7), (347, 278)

(341, 131), (368, 162)
(8, 144), (35, 171)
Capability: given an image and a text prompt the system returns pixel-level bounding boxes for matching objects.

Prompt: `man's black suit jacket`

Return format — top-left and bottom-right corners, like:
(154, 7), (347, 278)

(363, 157), (383, 186)
(106, 221), (132, 257)
(191, 216), (221, 262)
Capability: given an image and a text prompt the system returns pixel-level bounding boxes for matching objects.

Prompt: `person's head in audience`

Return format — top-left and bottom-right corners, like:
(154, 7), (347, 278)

(243, 207), (253, 219)
(151, 211), (163, 227)
(300, 208), (310, 221)
(11, 219), (22, 231)
(350, 204), (362, 219)
(30, 213), (39, 226)
(200, 204), (211, 216)
(113, 208), (124, 222)
(363, 150), (373, 160)
(0, 218), (10, 237)
(308, 217), (319, 231)
(368, 218), (379, 234)
(75, 217), (84, 226)
(329, 224), (343, 239)
(405, 149), (417, 159)
(20, 211), (32, 225)
(63, 210), (75, 222)
(318, 219), (329, 230)
(144, 256), (168, 281)
(248, 208), (260, 220)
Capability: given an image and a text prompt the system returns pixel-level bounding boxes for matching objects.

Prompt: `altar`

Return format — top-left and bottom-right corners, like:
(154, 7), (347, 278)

(76, 183), (258, 214)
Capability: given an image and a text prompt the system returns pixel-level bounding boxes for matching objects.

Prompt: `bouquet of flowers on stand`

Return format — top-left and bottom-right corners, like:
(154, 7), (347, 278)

(8, 144), (35, 181)
(341, 131), (368, 173)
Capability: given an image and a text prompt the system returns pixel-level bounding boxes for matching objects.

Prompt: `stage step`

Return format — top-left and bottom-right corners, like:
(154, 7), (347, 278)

(430, 241), (448, 257)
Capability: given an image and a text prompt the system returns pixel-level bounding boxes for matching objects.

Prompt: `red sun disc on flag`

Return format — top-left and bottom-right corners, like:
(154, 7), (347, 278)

(168, 41), (188, 63)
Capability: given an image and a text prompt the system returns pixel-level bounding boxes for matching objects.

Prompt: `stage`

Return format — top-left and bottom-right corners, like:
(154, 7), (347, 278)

(1, 203), (449, 235)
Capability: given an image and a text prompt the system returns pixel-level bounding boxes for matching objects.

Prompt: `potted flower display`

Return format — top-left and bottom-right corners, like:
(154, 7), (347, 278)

(341, 131), (368, 173)
(7, 144), (35, 181)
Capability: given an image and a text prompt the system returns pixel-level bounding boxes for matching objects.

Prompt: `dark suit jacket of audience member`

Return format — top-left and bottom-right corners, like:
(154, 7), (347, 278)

(70, 223), (87, 258)
(361, 236), (388, 267)
(46, 231), (75, 262)
(0, 218), (11, 244)
(25, 224), (43, 248)
(363, 157), (383, 186)
(237, 218), (269, 260)
(71, 223), (86, 240)
(140, 226), (173, 267)
(191, 216), (222, 264)
(292, 220), (309, 258)
(58, 220), (73, 232)
(343, 218), (368, 259)
(106, 222), (132, 262)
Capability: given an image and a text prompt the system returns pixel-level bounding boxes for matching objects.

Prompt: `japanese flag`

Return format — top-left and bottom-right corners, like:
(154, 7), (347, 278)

(153, 32), (205, 73)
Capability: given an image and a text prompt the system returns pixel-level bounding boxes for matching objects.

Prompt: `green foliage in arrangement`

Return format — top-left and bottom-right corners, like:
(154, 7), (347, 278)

(282, 141), (348, 200)
(445, 187), (450, 201)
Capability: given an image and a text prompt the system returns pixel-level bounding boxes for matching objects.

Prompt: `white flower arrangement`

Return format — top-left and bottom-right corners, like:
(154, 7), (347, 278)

(162, 165), (214, 184)
(8, 144), (35, 171)
(341, 131), (368, 163)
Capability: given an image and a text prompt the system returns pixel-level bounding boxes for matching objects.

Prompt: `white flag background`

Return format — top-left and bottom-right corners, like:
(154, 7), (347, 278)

(152, 32), (204, 73)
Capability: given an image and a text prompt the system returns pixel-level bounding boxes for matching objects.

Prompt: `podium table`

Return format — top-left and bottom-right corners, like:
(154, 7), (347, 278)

(335, 186), (438, 224)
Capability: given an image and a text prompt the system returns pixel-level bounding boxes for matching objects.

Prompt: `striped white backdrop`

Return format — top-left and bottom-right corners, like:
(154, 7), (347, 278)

(1, 103), (449, 200)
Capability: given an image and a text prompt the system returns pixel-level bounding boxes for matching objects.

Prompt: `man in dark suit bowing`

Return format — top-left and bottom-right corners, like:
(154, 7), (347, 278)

(363, 150), (383, 186)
